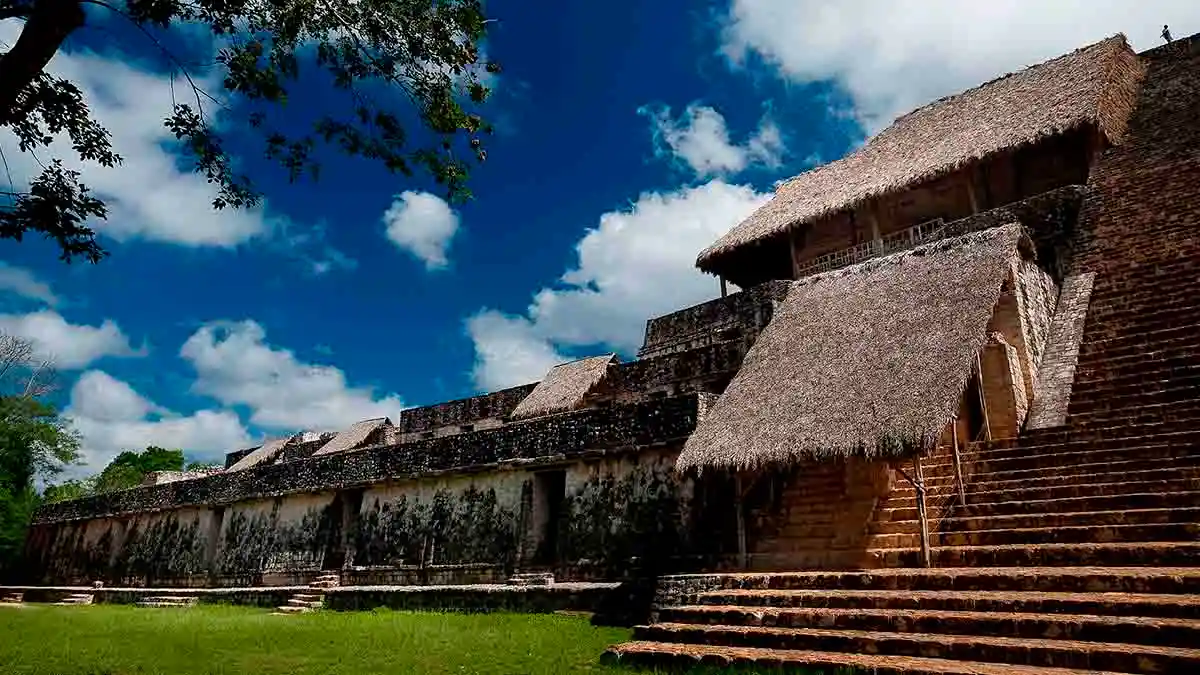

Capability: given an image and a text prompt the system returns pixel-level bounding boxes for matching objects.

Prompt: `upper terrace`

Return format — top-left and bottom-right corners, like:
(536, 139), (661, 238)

(696, 35), (1143, 288)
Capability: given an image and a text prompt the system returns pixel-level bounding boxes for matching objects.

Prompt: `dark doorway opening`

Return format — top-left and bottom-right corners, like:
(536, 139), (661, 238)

(964, 370), (987, 442)
(533, 470), (567, 565)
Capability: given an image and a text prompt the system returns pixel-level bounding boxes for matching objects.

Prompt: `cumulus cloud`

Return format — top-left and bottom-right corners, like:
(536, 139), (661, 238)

(0, 23), (351, 269)
(0, 263), (59, 306)
(720, 0), (1200, 130)
(0, 310), (142, 369)
(641, 104), (785, 177)
(65, 370), (252, 473)
(467, 180), (768, 389)
(465, 311), (567, 392)
(180, 320), (406, 430)
(382, 191), (461, 270)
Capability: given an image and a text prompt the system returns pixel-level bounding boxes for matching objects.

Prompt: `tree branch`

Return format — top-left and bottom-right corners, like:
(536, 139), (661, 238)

(0, 0), (85, 125)
(79, 0), (228, 116)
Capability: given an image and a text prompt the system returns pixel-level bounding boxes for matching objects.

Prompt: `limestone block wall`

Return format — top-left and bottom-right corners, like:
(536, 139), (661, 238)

(214, 492), (337, 579)
(554, 448), (694, 575)
(25, 396), (706, 587)
(637, 281), (790, 360)
(27, 506), (217, 587)
(354, 472), (526, 569)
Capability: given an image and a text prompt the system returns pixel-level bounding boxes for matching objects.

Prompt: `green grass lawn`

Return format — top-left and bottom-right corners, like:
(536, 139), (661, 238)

(0, 604), (645, 674)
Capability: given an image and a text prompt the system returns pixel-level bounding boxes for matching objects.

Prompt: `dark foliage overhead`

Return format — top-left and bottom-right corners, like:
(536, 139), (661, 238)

(0, 0), (499, 263)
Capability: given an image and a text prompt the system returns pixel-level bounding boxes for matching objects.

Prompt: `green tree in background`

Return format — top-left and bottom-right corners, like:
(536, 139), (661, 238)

(44, 445), (198, 501)
(0, 333), (79, 575)
(0, 0), (499, 263)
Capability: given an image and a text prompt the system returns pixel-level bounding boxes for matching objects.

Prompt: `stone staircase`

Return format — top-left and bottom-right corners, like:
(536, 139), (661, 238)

(136, 595), (199, 608)
(507, 572), (555, 586)
(275, 572), (339, 614)
(605, 38), (1200, 674)
(52, 593), (94, 606)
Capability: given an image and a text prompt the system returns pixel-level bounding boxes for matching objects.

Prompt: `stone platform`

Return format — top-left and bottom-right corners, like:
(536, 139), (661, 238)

(0, 582), (622, 615)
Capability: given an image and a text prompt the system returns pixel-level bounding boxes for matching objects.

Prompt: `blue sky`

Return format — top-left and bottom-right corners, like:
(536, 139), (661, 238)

(1, 1), (1197, 473)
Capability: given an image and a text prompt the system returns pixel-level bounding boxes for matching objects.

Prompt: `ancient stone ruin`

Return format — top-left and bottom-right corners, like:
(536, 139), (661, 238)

(21, 32), (1200, 673)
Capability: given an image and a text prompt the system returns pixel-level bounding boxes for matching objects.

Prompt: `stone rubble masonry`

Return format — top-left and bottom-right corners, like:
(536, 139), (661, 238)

(394, 384), (537, 437)
(637, 281), (791, 360)
(34, 394), (703, 525)
(1027, 272), (1097, 429)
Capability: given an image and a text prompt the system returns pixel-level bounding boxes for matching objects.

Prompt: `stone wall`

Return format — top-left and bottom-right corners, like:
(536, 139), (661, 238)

(1072, 36), (1200, 275)
(25, 396), (707, 587)
(394, 384), (537, 442)
(1027, 273), (1097, 429)
(601, 341), (745, 403)
(35, 394), (702, 525)
(637, 281), (790, 360)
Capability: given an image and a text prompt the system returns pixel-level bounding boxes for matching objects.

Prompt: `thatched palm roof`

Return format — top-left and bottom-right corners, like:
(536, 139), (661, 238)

(226, 436), (291, 472)
(311, 417), (392, 457)
(696, 35), (1142, 273)
(678, 224), (1028, 472)
(510, 354), (618, 420)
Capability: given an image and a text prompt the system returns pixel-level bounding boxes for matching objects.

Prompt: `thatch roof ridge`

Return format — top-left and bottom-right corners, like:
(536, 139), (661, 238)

(889, 33), (1130, 129)
(226, 436), (291, 472)
(311, 416), (392, 457)
(679, 224), (1026, 472)
(697, 34), (1139, 272)
(510, 353), (618, 420)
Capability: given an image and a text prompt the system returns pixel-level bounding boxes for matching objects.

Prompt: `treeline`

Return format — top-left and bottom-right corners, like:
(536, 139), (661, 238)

(43, 447), (220, 503)
(0, 333), (219, 578)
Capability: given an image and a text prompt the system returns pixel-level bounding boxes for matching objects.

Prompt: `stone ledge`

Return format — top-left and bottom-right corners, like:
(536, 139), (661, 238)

(34, 394), (703, 525)
(0, 583), (624, 616)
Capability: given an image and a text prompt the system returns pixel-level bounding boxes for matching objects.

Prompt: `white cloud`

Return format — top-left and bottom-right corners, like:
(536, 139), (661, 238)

(0, 262), (58, 306)
(65, 370), (251, 473)
(641, 104), (785, 177)
(720, 0), (1200, 131)
(465, 311), (567, 392)
(467, 180), (769, 390)
(180, 320), (406, 430)
(0, 310), (141, 369)
(382, 191), (461, 270)
(0, 23), (351, 269)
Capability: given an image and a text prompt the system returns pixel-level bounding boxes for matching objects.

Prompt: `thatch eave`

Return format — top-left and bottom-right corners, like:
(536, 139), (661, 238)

(679, 224), (1028, 473)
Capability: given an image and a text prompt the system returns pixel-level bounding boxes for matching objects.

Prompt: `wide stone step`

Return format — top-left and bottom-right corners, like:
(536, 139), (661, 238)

(662, 567), (1200, 594)
(1073, 365), (1200, 391)
(1088, 301), (1200, 329)
(692, 588), (1200, 619)
(1075, 348), (1200, 378)
(657, 605), (1200, 648)
(987, 427), (1200, 452)
(1019, 421), (1200, 447)
(882, 476), (1200, 510)
(1076, 357), (1200, 383)
(632, 623), (1200, 673)
(287, 598), (323, 608)
(919, 444), (1200, 477)
(274, 605), (311, 614)
(872, 507), (1200, 536)
(871, 541), (1200, 569)
(887, 460), (1200, 500)
(869, 522), (1200, 550)
(1070, 386), (1200, 415)
(1068, 400), (1200, 427)
(881, 490), (1200, 521)
(1071, 378), (1200, 405)
(603, 641), (1127, 675)
(1079, 325), (1200, 356)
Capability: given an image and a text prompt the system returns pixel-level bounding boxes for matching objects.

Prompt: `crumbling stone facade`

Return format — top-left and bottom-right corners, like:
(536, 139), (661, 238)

(26, 36), (1179, 608)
